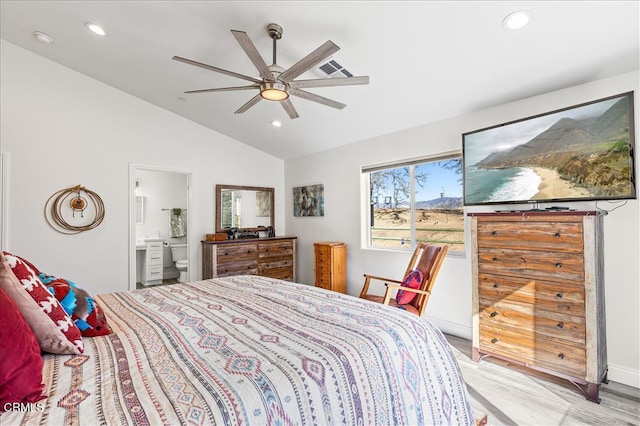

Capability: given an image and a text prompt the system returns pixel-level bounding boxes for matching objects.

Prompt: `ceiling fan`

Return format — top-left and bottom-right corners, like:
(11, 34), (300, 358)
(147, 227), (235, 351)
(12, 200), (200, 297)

(172, 23), (369, 119)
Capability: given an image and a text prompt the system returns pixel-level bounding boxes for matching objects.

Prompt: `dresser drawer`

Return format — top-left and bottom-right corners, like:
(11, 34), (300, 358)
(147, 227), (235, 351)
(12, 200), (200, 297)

(316, 271), (332, 285)
(146, 241), (164, 250)
(217, 261), (258, 277)
(147, 265), (163, 280)
(146, 251), (163, 266)
(477, 220), (584, 252)
(478, 273), (585, 316)
(259, 240), (294, 259)
(477, 247), (584, 283)
(260, 262), (294, 281)
(478, 298), (586, 345)
(217, 243), (258, 264)
(315, 244), (332, 260)
(315, 261), (333, 276)
(479, 324), (586, 377)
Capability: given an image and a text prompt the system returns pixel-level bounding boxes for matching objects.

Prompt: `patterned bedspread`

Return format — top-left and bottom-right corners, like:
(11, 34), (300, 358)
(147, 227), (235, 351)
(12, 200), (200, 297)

(2, 276), (474, 425)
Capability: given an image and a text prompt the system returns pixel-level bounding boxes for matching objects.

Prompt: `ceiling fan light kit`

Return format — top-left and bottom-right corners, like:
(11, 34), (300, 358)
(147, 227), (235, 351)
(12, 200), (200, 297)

(261, 81), (289, 101)
(173, 23), (369, 119)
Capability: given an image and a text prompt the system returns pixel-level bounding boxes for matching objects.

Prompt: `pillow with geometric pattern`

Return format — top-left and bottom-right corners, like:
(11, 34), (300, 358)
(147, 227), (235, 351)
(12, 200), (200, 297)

(1, 252), (84, 354)
(40, 273), (111, 337)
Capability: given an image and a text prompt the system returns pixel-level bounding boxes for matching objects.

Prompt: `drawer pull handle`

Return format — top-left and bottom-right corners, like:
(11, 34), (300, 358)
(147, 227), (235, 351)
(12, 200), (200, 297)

(492, 257), (498, 262)
(491, 230), (498, 236)
(555, 262), (563, 268)
(491, 338), (499, 344)
(490, 311), (499, 317)
(558, 353), (565, 360)
(556, 292), (563, 299)
(556, 322), (564, 329)
(555, 232), (561, 237)
(493, 284), (498, 288)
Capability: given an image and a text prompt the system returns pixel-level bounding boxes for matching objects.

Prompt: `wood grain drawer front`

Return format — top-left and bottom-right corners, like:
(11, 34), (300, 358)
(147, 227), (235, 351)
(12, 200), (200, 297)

(259, 260), (294, 278)
(259, 266), (294, 281)
(258, 241), (294, 281)
(478, 273), (585, 316)
(217, 261), (258, 277)
(478, 248), (584, 283)
(217, 244), (258, 264)
(477, 220), (584, 252)
(315, 260), (333, 276)
(478, 299), (586, 345)
(258, 241), (294, 260)
(479, 324), (586, 378)
(315, 245), (332, 261)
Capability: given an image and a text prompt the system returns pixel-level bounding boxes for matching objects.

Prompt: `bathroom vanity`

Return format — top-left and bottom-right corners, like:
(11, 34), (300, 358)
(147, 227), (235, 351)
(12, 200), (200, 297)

(139, 238), (164, 286)
(202, 237), (296, 282)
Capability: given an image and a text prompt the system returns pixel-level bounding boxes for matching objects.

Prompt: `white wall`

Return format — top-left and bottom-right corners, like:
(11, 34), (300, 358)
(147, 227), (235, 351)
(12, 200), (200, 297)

(285, 71), (640, 388)
(0, 40), (285, 294)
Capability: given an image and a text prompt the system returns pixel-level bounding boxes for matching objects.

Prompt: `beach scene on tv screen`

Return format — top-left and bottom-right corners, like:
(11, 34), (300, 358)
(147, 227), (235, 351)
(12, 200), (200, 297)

(464, 94), (634, 205)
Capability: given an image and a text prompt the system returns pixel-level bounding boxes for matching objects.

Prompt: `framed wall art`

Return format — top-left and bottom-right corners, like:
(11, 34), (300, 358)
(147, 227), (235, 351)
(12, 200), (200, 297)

(293, 184), (324, 217)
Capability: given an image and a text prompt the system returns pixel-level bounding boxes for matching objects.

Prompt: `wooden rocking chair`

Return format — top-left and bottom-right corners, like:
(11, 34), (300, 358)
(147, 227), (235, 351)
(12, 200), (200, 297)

(359, 243), (448, 316)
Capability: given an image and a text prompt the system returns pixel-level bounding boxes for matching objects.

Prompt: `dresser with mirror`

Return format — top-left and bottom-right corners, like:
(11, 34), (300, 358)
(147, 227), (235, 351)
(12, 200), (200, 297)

(202, 184), (296, 281)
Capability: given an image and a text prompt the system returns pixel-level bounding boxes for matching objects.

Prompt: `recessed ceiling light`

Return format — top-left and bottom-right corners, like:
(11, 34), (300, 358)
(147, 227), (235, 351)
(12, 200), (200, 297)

(85, 22), (107, 37)
(33, 31), (53, 44)
(271, 120), (282, 127)
(502, 10), (532, 30)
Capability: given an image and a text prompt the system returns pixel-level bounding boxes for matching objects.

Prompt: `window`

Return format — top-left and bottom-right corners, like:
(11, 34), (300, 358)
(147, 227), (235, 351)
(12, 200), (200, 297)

(364, 153), (464, 253)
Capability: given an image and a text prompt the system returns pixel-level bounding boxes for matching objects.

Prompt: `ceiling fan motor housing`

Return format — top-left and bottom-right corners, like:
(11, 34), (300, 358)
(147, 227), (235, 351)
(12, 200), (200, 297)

(267, 23), (283, 40)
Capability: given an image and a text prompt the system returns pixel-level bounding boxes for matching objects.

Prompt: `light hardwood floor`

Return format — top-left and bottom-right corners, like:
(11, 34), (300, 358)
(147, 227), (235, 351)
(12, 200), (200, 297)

(445, 334), (640, 425)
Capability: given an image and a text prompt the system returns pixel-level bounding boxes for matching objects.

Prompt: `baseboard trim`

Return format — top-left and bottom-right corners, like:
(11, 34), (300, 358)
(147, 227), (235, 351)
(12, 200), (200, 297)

(607, 362), (640, 389)
(427, 317), (472, 340)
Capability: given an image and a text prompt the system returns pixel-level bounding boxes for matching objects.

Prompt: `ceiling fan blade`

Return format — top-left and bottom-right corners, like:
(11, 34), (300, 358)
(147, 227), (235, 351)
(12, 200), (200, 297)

(289, 88), (346, 110)
(280, 99), (300, 119)
(231, 30), (273, 82)
(235, 93), (263, 114)
(289, 76), (369, 89)
(173, 56), (263, 84)
(279, 40), (340, 82)
(185, 85), (260, 94)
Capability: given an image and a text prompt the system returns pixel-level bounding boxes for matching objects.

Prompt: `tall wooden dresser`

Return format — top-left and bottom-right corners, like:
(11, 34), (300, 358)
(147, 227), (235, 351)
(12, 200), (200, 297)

(469, 211), (606, 402)
(202, 237), (296, 282)
(314, 242), (347, 293)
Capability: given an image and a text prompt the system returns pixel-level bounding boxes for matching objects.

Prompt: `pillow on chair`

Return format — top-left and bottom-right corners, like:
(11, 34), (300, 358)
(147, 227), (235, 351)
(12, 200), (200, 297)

(396, 269), (424, 305)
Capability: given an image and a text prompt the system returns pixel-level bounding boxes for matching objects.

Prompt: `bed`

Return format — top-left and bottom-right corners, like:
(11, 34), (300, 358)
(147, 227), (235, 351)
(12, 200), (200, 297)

(1, 275), (475, 425)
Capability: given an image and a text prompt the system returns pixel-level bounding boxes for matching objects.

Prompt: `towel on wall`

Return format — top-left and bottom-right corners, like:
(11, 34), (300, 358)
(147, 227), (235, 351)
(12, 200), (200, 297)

(170, 208), (186, 238)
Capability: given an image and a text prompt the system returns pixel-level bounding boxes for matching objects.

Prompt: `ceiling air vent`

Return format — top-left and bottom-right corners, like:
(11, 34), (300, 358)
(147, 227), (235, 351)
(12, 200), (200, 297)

(318, 60), (353, 77)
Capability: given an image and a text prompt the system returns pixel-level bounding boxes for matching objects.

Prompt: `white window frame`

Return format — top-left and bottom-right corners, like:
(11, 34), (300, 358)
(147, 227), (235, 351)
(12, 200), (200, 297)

(361, 150), (465, 256)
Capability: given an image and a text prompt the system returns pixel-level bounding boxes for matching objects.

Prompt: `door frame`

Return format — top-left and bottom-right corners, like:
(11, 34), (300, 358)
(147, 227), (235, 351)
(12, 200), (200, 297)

(128, 163), (195, 291)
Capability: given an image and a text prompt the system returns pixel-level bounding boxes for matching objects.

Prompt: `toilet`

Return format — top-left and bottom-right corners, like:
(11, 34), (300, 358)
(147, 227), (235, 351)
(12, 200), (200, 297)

(169, 243), (188, 282)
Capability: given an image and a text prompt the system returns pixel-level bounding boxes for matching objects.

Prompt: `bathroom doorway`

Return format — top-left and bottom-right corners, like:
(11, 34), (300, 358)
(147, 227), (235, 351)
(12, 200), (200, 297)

(128, 164), (194, 291)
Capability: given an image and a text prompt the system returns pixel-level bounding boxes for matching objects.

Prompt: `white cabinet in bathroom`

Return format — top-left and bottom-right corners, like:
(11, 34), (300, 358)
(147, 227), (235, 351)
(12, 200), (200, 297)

(144, 239), (164, 285)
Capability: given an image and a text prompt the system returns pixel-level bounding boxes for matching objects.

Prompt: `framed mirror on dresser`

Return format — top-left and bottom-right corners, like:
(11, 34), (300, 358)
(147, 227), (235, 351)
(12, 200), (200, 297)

(215, 184), (274, 236)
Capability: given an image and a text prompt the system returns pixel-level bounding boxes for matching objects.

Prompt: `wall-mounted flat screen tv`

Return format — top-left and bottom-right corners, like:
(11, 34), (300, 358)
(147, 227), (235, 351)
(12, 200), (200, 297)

(463, 91), (636, 206)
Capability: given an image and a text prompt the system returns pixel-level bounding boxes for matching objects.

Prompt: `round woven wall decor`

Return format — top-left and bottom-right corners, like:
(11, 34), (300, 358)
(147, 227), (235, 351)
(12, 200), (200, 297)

(44, 185), (105, 234)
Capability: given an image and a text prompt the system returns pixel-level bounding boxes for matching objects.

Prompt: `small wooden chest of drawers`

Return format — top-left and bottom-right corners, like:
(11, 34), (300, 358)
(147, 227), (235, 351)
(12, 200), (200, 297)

(314, 242), (347, 293)
(469, 211), (606, 402)
(202, 237), (296, 282)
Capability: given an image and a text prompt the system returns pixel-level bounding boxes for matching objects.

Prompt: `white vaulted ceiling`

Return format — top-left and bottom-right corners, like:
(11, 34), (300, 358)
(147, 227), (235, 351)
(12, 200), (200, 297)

(1, 1), (638, 160)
